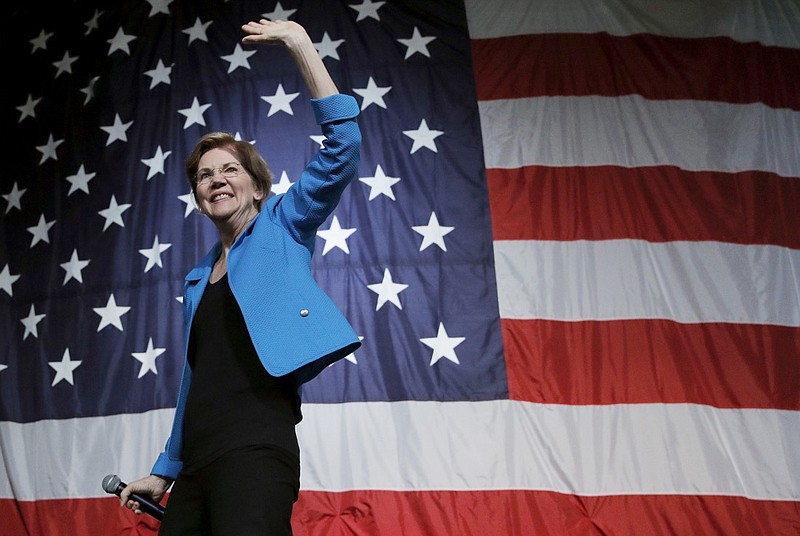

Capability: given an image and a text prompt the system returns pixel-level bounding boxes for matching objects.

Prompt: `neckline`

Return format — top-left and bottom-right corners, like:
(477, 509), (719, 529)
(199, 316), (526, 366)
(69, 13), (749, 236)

(209, 272), (228, 286)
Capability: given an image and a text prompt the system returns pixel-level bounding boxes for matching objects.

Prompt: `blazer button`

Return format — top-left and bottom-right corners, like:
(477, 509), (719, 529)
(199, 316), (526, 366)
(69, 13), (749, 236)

(300, 308), (309, 317)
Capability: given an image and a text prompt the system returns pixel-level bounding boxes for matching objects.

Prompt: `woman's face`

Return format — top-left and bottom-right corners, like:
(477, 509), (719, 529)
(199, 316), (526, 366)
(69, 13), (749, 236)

(194, 147), (263, 223)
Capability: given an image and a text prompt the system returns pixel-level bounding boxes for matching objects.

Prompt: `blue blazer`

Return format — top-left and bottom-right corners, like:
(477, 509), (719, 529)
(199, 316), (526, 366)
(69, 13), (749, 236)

(152, 94), (362, 479)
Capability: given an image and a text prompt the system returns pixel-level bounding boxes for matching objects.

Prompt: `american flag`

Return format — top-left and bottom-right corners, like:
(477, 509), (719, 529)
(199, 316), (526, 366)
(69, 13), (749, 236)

(1, 0), (798, 535)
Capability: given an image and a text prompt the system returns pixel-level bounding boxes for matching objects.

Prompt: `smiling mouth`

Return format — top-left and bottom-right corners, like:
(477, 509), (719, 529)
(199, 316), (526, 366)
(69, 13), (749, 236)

(211, 193), (232, 202)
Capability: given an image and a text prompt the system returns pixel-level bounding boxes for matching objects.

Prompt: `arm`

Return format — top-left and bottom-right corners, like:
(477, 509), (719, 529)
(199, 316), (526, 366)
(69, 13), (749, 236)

(241, 19), (338, 98)
(242, 18), (361, 247)
(275, 97), (361, 246)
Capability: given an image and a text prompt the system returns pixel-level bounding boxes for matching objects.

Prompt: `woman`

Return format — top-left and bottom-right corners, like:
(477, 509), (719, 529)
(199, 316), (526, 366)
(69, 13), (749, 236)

(119, 18), (361, 535)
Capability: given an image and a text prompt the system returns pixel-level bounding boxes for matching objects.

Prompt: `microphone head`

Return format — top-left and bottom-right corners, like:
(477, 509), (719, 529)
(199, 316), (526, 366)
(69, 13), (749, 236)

(102, 474), (121, 494)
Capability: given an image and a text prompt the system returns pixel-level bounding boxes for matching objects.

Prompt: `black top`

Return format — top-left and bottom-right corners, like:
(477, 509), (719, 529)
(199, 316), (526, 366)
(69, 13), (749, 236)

(182, 273), (301, 473)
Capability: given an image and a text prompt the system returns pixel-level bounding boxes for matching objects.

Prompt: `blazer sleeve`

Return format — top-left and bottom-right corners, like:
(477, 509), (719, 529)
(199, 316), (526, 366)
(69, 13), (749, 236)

(271, 93), (361, 250)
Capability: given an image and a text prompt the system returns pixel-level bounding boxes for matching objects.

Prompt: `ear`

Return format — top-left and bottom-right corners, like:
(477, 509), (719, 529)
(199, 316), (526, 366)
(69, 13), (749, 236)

(254, 189), (264, 201)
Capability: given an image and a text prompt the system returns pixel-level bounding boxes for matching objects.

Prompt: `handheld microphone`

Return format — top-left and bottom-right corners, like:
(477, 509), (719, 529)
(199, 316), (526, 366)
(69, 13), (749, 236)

(102, 474), (165, 520)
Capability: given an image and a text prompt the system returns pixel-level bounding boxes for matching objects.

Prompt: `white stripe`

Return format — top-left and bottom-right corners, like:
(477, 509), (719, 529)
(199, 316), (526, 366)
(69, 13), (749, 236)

(0, 410), (173, 502)
(1, 402), (798, 500)
(479, 96), (800, 178)
(464, 0), (800, 48)
(493, 239), (800, 326)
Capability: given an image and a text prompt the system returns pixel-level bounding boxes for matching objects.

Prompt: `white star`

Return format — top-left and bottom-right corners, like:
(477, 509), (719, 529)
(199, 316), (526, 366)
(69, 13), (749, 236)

(420, 322), (465, 366)
(139, 235), (172, 272)
(141, 145), (172, 180)
(20, 305), (46, 340)
(0, 364), (7, 374)
(178, 97), (212, 128)
(261, 84), (300, 117)
(353, 77), (391, 110)
(262, 2), (297, 20)
(367, 268), (408, 311)
(93, 294), (131, 332)
(98, 195), (132, 230)
(317, 216), (356, 255)
(221, 43), (257, 73)
(402, 118), (444, 154)
(80, 76), (101, 105)
(84, 9), (103, 35)
(343, 336), (364, 364)
(145, 0), (173, 16)
(310, 135), (326, 148)
(271, 171), (294, 196)
(412, 212), (454, 251)
(183, 17), (212, 44)
(16, 94), (41, 122)
(0, 265), (20, 297)
(232, 132), (256, 144)
(177, 191), (198, 218)
(359, 165), (400, 201)
(3, 182), (26, 213)
(350, 0), (385, 21)
(107, 27), (137, 55)
(397, 27), (436, 59)
(100, 114), (134, 146)
(60, 249), (90, 285)
(65, 164), (96, 196)
(49, 349), (82, 386)
(30, 29), (53, 53)
(52, 51), (78, 77)
(131, 338), (166, 378)
(27, 214), (55, 247)
(144, 59), (173, 88)
(36, 134), (65, 164)
(313, 32), (345, 61)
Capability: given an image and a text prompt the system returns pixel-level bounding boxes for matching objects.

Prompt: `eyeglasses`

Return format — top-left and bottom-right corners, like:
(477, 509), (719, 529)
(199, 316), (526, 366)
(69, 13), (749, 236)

(193, 162), (246, 186)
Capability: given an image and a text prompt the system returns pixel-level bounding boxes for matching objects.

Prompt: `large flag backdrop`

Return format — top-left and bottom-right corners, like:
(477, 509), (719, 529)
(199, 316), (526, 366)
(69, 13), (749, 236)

(1, 0), (799, 534)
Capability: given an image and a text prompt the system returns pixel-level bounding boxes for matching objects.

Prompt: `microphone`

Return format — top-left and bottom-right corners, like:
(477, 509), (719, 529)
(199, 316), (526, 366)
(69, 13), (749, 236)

(102, 474), (165, 520)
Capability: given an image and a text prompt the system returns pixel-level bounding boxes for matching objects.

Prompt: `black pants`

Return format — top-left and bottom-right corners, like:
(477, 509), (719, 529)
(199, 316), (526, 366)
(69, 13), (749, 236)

(159, 446), (300, 536)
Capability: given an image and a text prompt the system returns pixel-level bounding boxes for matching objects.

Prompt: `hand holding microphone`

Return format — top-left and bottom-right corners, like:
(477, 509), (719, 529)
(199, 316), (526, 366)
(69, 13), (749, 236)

(102, 473), (169, 520)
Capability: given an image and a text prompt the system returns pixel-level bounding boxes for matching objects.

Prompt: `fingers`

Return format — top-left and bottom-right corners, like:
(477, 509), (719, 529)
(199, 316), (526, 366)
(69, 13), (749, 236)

(241, 19), (275, 31)
(121, 494), (142, 514)
(241, 21), (270, 42)
(241, 22), (261, 35)
(118, 480), (145, 510)
(118, 485), (130, 505)
(119, 486), (135, 509)
(241, 18), (302, 43)
(123, 498), (142, 513)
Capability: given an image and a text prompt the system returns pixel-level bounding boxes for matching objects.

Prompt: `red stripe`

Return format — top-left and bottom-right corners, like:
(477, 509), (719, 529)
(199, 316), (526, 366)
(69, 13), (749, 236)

(6, 492), (796, 535)
(472, 32), (800, 110)
(295, 491), (800, 536)
(0, 497), (160, 535)
(502, 318), (800, 409)
(486, 165), (800, 247)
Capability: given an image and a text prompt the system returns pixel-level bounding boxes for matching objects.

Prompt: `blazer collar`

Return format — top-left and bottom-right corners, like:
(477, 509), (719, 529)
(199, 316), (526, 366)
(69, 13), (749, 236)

(185, 242), (220, 283)
(184, 211), (262, 283)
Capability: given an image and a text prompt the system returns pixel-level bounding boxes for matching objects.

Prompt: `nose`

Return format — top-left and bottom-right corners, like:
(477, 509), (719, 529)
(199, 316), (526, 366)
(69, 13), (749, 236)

(208, 170), (228, 184)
